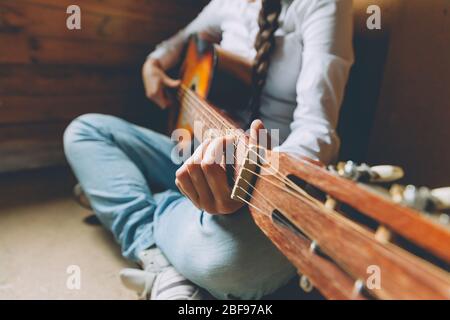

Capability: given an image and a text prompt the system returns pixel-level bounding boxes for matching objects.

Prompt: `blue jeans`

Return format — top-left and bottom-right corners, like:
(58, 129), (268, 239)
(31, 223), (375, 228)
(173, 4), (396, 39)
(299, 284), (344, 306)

(63, 114), (295, 300)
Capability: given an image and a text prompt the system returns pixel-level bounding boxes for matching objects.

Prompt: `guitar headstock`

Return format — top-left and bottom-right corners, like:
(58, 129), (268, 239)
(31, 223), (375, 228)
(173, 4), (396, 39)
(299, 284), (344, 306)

(245, 152), (450, 299)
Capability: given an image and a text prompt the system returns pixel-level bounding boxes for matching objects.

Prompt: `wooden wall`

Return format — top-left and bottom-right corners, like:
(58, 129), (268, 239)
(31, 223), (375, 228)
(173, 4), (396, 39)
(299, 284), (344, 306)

(366, 0), (450, 187)
(0, 0), (207, 172)
(1, 0), (449, 189)
(340, 0), (450, 188)
(339, 0), (400, 163)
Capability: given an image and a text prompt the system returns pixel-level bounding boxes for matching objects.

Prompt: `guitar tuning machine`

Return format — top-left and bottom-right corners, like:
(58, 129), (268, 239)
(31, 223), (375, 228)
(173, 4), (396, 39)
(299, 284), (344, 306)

(352, 279), (365, 298)
(332, 161), (404, 184)
(309, 240), (319, 254)
(390, 185), (450, 225)
(299, 274), (314, 293)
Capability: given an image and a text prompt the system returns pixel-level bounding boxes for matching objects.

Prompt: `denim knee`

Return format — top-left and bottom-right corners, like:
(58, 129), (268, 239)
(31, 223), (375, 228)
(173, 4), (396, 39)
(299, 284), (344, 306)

(63, 113), (115, 159)
(182, 247), (294, 300)
(169, 229), (295, 300)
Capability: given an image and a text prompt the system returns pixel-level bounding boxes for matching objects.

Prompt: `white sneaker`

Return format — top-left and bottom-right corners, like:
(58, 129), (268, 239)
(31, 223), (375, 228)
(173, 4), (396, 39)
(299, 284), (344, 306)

(137, 247), (171, 272)
(120, 268), (157, 300)
(120, 247), (203, 300)
(150, 266), (204, 300)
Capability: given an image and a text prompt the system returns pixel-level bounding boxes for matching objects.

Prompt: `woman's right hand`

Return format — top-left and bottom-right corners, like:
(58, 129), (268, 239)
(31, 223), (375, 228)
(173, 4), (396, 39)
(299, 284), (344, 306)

(142, 58), (181, 110)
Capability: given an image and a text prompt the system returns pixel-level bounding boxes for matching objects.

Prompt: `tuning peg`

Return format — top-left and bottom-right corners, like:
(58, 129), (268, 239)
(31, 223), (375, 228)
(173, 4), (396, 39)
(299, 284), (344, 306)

(375, 225), (393, 244)
(309, 241), (319, 254)
(324, 195), (338, 210)
(390, 184), (405, 203)
(370, 165), (405, 183)
(337, 161), (361, 180)
(299, 275), (314, 293)
(430, 187), (450, 211)
(431, 187), (450, 226)
(402, 185), (450, 212)
(402, 185), (433, 211)
(336, 161), (404, 183)
(438, 213), (450, 225)
(352, 279), (365, 299)
(391, 185), (450, 226)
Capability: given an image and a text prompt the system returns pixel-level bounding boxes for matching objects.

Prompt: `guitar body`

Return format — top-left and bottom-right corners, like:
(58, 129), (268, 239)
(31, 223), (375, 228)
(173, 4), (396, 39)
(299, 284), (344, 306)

(173, 35), (252, 135)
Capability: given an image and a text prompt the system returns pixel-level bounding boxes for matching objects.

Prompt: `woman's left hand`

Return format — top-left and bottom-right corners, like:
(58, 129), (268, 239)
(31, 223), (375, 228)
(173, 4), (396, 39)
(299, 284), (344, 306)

(175, 120), (268, 215)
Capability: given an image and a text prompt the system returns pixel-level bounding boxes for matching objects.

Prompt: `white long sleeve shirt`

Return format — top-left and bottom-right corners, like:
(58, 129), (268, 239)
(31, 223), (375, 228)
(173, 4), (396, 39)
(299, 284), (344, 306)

(149, 0), (354, 164)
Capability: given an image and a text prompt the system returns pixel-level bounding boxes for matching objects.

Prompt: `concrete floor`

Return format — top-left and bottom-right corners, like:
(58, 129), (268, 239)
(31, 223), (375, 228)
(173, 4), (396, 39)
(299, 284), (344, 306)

(0, 167), (136, 300)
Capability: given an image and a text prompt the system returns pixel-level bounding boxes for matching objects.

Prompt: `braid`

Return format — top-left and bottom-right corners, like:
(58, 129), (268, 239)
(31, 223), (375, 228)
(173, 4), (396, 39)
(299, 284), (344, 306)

(249, 0), (282, 121)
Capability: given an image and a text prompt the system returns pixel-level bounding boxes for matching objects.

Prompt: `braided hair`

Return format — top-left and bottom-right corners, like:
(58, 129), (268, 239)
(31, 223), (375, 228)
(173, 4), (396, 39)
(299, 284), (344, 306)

(249, 0), (282, 120)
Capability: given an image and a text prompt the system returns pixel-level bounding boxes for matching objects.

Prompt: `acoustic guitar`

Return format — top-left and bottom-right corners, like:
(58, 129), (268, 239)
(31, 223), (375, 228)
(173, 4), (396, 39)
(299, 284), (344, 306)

(173, 35), (450, 300)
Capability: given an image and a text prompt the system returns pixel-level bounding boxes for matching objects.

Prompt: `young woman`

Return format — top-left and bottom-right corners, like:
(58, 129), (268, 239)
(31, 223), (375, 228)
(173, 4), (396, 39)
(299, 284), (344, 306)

(64, 0), (354, 300)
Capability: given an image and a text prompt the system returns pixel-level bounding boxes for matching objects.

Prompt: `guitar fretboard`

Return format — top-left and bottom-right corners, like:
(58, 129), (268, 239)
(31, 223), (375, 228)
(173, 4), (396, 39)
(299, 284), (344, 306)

(177, 85), (240, 140)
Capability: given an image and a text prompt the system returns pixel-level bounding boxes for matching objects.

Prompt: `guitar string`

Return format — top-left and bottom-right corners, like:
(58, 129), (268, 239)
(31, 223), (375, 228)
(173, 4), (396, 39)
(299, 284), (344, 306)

(180, 85), (287, 174)
(177, 86), (384, 291)
(176, 95), (287, 216)
(240, 167), (324, 208)
(176, 87), (325, 209)
(178, 101), (332, 230)
(178, 86), (272, 170)
(179, 102), (321, 207)
(178, 87), (309, 190)
(178, 87), (314, 195)
(177, 89), (330, 225)
(177, 88), (325, 209)
(176, 101), (278, 218)
(177, 89), (270, 185)
(174, 95), (342, 279)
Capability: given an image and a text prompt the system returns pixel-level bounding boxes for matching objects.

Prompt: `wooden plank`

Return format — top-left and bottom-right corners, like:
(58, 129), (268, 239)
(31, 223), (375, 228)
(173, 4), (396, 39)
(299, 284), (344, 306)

(0, 34), (30, 63)
(251, 153), (450, 299)
(367, 0), (450, 187)
(0, 139), (66, 172)
(0, 0), (207, 173)
(18, 0), (208, 21)
(0, 121), (66, 143)
(338, 0), (400, 162)
(0, 65), (140, 96)
(0, 94), (132, 124)
(0, 0), (193, 46)
(0, 34), (150, 65)
(0, 122), (67, 172)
